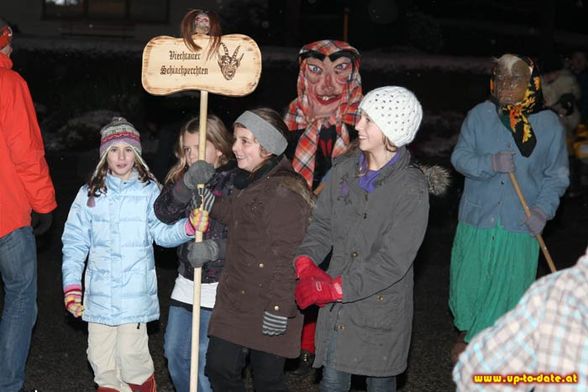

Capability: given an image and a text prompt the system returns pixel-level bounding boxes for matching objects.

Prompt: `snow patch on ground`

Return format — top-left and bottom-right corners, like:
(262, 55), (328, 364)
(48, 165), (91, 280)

(17, 37), (493, 74)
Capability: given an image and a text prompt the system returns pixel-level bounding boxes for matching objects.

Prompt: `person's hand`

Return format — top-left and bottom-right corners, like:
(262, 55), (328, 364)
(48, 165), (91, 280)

(183, 160), (215, 190)
(262, 311), (288, 336)
(525, 207), (547, 236)
(64, 285), (84, 318)
(182, 239), (222, 268)
(295, 276), (343, 310)
(491, 152), (515, 173)
(185, 209), (209, 236)
(294, 255), (331, 280)
(31, 211), (53, 235)
(192, 187), (215, 212)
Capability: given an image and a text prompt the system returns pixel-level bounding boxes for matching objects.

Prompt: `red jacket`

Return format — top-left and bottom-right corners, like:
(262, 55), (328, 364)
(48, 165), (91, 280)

(0, 52), (56, 237)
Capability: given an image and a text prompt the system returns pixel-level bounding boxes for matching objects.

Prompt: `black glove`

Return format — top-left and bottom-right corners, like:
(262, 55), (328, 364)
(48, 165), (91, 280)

(31, 211), (53, 235)
(182, 239), (224, 268)
(262, 311), (288, 336)
(183, 160), (215, 190)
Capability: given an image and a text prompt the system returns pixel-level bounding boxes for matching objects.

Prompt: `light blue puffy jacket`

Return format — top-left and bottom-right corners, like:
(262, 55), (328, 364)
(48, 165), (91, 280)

(62, 171), (192, 326)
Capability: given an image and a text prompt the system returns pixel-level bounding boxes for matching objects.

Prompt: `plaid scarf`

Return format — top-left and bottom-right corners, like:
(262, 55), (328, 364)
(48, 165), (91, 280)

(284, 40), (362, 188)
(490, 56), (544, 157)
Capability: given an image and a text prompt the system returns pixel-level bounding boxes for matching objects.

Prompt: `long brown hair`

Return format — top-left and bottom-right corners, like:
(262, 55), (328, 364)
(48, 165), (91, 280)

(164, 114), (233, 185)
(180, 9), (222, 60)
(87, 149), (156, 197)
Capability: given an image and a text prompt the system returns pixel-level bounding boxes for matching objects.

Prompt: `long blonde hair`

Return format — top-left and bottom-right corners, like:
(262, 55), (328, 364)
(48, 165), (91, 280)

(164, 114), (233, 185)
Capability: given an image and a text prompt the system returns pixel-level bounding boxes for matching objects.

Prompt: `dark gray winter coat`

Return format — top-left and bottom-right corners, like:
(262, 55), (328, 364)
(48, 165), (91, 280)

(295, 147), (429, 377)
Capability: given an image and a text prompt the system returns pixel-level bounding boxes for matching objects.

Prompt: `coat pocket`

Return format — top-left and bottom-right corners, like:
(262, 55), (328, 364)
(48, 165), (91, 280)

(217, 275), (258, 313)
(347, 292), (401, 332)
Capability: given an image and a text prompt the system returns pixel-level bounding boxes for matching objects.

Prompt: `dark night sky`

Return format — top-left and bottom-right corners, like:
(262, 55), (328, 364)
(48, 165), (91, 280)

(257, 0), (588, 56)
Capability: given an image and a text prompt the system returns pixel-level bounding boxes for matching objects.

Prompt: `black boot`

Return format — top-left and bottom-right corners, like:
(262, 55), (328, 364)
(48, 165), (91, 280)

(290, 350), (315, 377)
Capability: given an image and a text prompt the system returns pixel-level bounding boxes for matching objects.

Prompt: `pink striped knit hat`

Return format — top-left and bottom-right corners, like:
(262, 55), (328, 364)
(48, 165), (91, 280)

(99, 117), (142, 157)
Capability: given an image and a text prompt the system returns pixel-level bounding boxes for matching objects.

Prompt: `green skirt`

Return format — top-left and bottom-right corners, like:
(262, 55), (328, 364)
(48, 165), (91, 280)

(449, 222), (539, 342)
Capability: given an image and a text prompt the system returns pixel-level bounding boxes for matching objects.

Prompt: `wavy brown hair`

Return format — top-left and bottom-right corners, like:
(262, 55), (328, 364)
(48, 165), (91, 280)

(164, 114), (233, 185)
(87, 150), (156, 198)
(180, 9), (222, 60)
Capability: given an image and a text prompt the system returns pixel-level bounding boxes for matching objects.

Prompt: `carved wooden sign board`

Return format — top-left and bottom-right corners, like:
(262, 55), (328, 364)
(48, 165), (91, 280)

(142, 34), (262, 96)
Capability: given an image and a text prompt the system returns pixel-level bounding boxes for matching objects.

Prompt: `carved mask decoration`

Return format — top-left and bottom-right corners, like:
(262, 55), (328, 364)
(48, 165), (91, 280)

(217, 42), (244, 80)
(303, 54), (354, 119)
(492, 58), (532, 106)
(194, 12), (210, 35)
(293, 41), (361, 123)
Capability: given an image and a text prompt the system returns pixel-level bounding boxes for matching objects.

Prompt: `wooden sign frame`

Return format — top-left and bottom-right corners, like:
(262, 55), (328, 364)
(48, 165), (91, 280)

(142, 33), (262, 96)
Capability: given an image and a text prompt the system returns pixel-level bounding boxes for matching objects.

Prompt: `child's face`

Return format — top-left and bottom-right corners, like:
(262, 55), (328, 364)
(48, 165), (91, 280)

(183, 131), (222, 168)
(106, 143), (136, 180)
(356, 113), (388, 155)
(232, 126), (268, 173)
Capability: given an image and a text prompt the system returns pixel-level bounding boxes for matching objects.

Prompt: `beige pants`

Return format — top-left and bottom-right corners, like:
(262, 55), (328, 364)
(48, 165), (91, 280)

(88, 322), (155, 391)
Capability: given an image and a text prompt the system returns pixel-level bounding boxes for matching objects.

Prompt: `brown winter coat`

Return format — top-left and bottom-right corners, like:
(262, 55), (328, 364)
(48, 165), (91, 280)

(296, 147), (429, 376)
(208, 157), (312, 358)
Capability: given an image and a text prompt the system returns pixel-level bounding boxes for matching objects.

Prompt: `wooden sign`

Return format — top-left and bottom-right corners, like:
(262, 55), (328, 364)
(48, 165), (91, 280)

(142, 34), (262, 96)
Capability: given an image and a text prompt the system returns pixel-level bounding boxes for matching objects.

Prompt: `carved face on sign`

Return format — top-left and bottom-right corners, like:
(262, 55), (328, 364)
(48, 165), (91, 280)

(194, 12), (210, 35)
(217, 42), (244, 80)
(304, 55), (354, 119)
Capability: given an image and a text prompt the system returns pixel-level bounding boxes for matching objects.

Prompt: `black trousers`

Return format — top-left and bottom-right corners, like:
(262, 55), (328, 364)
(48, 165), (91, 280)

(206, 336), (288, 392)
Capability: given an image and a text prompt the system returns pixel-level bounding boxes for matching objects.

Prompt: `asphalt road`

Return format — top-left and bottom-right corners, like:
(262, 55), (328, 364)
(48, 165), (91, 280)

(10, 151), (588, 391)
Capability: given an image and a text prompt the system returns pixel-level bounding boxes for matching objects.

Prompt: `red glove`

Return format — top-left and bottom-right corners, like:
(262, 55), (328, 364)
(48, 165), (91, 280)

(295, 275), (343, 310)
(294, 255), (331, 280)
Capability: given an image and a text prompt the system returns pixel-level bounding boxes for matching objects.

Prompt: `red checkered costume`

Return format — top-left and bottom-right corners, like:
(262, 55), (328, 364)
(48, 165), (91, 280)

(284, 40), (362, 188)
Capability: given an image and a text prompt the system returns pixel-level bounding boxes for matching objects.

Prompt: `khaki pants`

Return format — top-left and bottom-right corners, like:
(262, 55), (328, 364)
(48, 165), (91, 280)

(88, 322), (154, 391)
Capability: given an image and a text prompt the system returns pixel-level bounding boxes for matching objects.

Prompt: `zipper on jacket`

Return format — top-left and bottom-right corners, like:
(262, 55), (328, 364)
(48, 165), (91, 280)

(363, 193), (368, 219)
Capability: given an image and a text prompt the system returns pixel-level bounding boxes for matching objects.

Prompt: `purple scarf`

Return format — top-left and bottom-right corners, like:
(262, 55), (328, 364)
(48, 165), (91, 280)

(358, 152), (401, 193)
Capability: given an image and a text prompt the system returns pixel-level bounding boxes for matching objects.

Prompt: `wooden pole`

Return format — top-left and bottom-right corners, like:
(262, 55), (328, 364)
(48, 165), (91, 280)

(189, 90), (208, 392)
(508, 172), (557, 273)
(343, 7), (350, 42)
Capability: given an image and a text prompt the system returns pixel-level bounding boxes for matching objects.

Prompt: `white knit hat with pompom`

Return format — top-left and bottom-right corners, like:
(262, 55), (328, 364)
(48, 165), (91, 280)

(359, 86), (423, 147)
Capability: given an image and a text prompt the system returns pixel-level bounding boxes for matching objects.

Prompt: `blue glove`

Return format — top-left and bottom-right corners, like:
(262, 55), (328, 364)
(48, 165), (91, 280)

(262, 311), (287, 336)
